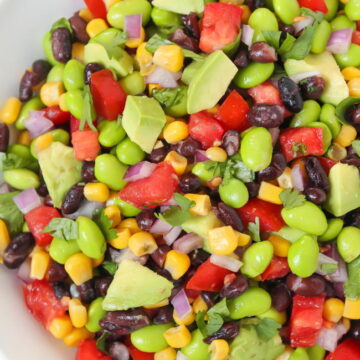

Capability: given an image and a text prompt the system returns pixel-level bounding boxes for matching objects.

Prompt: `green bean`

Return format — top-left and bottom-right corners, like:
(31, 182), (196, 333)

(290, 100), (321, 127)
(308, 122), (332, 152)
(319, 104), (342, 138)
(47, 64), (65, 83)
(119, 71), (146, 96)
(49, 238), (80, 264)
(324, 0), (339, 21)
(335, 44), (360, 68)
(42, 32), (61, 66)
(98, 120), (126, 148)
(311, 20), (332, 54)
(192, 161), (223, 182)
(65, 89), (84, 119)
(3, 169), (40, 190)
(289, 348), (310, 360)
(63, 59), (85, 91)
(318, 218), (344, 242)
(116, 138), (145, 165)
(86, 298), (107, 333)
(273, 0), (300, 25)
(112, 198), (141, 217)
(248, 8), (279, 42)
(151, 7), (182, 28)
(345, 0), (360, 21)
(16, 97), (44, 130)
(307, 345), (326, 360)
(337, 226), (360, 263)
(181, 329), (210, 360)
(331, 15), (356, 31)
(234, 62), (275, 89)
(219, 178), (249, 208)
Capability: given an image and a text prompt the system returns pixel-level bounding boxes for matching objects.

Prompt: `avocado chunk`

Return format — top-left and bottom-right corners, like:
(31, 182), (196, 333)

(284, 51), (349, 106)
(152, 0), (204, 15)
(103, 259), (173, 311)
(122, 95), (167, 153)
(187, 50), (238, 114)
(325, 163), (360, 217)
(38, 142), (82, 208)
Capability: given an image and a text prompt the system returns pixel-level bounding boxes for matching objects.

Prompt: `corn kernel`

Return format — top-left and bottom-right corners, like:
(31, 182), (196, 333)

(40, 81), (64, 107)
(69, 298), (88, 328)
(18, 130), (32, 146)
(268, 235), (291, 257)
(65, 253), (93, 286)
(49, 316), (73, 339)
(154, 347), (177, 360)
(193, 296), (208, 313)
(109, 227), (132, 249)
(104, 205), (122, 227)
(30, 250), (50, 280)
(72, 43), (85, 62)
(163, 121), (189, 144)
(92, 256), (104, 268)
(119, 218), (141, 234)
(207, 105), (219, 114)
(209, 339), (229, 360)
(348, 78), (360, 97)
(153, 45), (184, 72)
(344, 297), (360, 319)
(173, 310), (195, 326)
(84, 182), (110, 203)
(0, 97), (22, 124)
(184, 194), (211, 216)
(342, 66), (360, 81)
(63, 327), (92, 347)
(335, 124), (357, 147)
(164, 151), (188, 175)
(128, 231), (158, 256)
(258, 181), (283, 205)
(240, 5), (251, 24)
(206, 147), (228, 162)
(79, 8), (94, 22)
(32, 132), (53, 156)
(208, 226), (238, 256)
(59, 93), (69, 112)
(323, 298), (345, 323)
(148, 83), (162, 94)
(164, 325), (192, 348)
(235, 231), (251, 247)
(144, 299), (169, 309)
(277, 167), (293, 189)
(86, 18), (109, 38)
(0, 219), (10, 260)
(164, 250), (191, 280)
(125, 27), (146, 48)
(137, 43), (155, 76)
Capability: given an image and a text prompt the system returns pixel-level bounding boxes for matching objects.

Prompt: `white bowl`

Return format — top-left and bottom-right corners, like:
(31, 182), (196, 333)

(0, 1), (84, 359)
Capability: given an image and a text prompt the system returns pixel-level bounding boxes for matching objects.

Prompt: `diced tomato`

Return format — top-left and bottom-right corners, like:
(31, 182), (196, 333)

(186, 259), (233, 292)
(39, 106), (70, 126)
(261, 256), (290, 281)
(70, 116), (94, 133)
(125, 337), (154, 360)
(216, 90), (250, 132)
(188, 111), (225, 149)
(119, 162), (179, 209)
(290, 295), (325, 348)
(237, 198), (285, 233)
(325, 339), (360, 360)
(352, 31), (360, 45)
(357, 21), (360, 32)
(298, 0), (328, 13)
(317, 157), (337, 175)
(23, 280), (67, 327)
(199, 3), (242, 53)
(84, 0), (107, 20)
(280, 127), (324, 162)
(25, 206), (61, 246)
(76, 340), (112, 360)
(91, 69), (127, 120)
(72, 130), (100, 161)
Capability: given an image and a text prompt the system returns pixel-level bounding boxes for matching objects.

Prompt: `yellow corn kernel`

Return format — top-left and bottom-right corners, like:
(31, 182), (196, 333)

(65, 253), (93, 286)
(164, 250), (191, 280)
(348, 78), (360, 97)
(18, 130), (32, 146)
(0, 219), (10, 260)
(258, 181), (283, 205)
(119, 218), (141, 234)
(335, 124), (357, 147)
(137, 43), (155, 76)
(109, 227), (131, 249)
(49, 316), (73, 339)
(0, 97), (22, 124)
(163, 121), (189, 144)
(125, 27), (146, 48)
(206, 105), (220, 114)
(268, 235), (291, 257)
(105, 0), (122, 9)
(30, 250), (50, 280)
(240, 5), (251, 24)
(164, 151), (188, 175)
(193, 296), (208, 313)
(184, 194), (211, 216)
(63, 327), (92, 347)
(154, 347), (177, 360)
(84, 182), (110, 203)
(209, 339), (229, 360)
(164, 325), (192, 348)
(58, 93), (69, 112)
(277, 167), (293, 189)
(344, 297), (360, 319)
(79, 8), (94, 22)
(104, 205), (122, 227)
(208, 226), (238, 256)
(323, 298), (345, 323)
(144, 299), (169, 309)
(173, 310), (195, 326)
(92, 255), (104, 268)
(342, 66), (360, 81)
(40, 81), (64, 107)
(235, 231), (251, 247)
(69, 298), (88, 328)
(148, 83), (162, 95)
(32, 132), (53, 156)
(153, 44), (184, 72)
(72, 43), (85, 62)
(86, 18), (109, 38)
(206, 147), (228, 162)
(128, 231), (158, 256)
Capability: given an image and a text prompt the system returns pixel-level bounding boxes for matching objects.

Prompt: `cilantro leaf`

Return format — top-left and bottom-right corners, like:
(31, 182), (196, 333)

(208, 298), (230, 318)
(352, 140), (360, 157)
(94, 30), (128, 58)
(152, 87), (185, 109)
(300, 8), (325, 23)
(42, 218), (78, 241)
(80, 85), (97, 131)
(344, 256), (360, 300)
(182, 49), (205, 62)
(0, 192), (24, 235)
(278, 33), (296, 55)
(102, 261), (118, 275)
(321, 263), (338, 275)
(262, 31), (282, 50)
(292, 142), (308, 157)
(196, 311), (208, 337)
(206, 313), (224, 335)
(280, 189), (306, 209)
(50, 18), (73, 35)
(231, 160), (255, 183)
(0, 152), (38, 172)
(145, 34), (173, 53)
(248, 217), (261, 242)
(96, 332), (110, 354)
(93, 209), (117, 241)
(255, 318), (281, 342)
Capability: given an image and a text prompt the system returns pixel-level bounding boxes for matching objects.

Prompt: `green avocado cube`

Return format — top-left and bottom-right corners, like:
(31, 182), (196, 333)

(152, 0), (204, 14)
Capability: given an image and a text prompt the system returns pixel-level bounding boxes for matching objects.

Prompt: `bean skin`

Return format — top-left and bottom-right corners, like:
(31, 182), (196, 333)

(148, 144), (169, 163)
(69, 13), (90, 44)
(53, 282), (70, 299)
(270, 283), (291, 312)
(217, 202), (244, 232)
(169, 29), (199, 52)
(305, 157), (329, 192)
(245, 182), (260, 198)
(152, 306), (173, 325)
(346, 104), (360, 129)
(204, 322), (240, 344)
(286, 274), (326, 297)
(247, 0), (266, 11)
(179, 173), (202, 193)
(76, 279), (96, 304)
(247, 104), (284, 128)
(172, 137), (201, 159)
(94, 276), (113, 297)
(3, 233), (35, 269)
(81, 161), (96, 182)
(222, 130), (240, 156)
(47, 262), (68, 283)
(233, 49), (249, 68)
(304, 187), (327, 205)
(299, 76), (326, 100)
(32, 60), (51, 81)
(220, 274), (248, 299)
(109, 342), (130, 360)
(51, 28), (72, 63)
(249, 42), (278, 63)
(350, 321), (360, 340)
(150, 245), (170, 268)
(0, 123), (10, 152)
(278, 77), (303, 113)
(136, 210), (156, 232)
(61, 185), (84, 214)
(19, 70), (41, 102)
(258, 153), (287, 182)
(84, 63), (104, 85)
(181, 12), (200, 39)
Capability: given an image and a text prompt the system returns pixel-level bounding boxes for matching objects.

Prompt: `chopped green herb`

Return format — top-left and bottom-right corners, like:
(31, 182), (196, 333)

(208, 298), (230, 318)
(42, 218), (78, 241)
(248, 217), (261, 242)
(280, 189), (306, 209)
(255, 318), (281, 342)
(80, 85), (97, 131)
(0, 152), (38, 172)
(262, 31), (282, 50)
(344, 256), (360, 300)
(231, 160), (255, 183)
(102, 261), (118, 276)
(292, 142), (308, 157)
(93, 208), (117, 241)
(96, 332), (110, 354)
(96, 30), (128, 58)
(0, 192), (24, 235)
(300, 8), (324, 23)
(321, 263), (338, 275)
(152, 87), (184, 109)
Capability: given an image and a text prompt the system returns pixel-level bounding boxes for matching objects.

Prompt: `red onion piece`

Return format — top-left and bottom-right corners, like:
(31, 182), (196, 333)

(24, 110), (54, 138)
(294, 16), (314, 35)
(316, 253), (338, 276)
(316, 327), (338, 352)
(13, 188), (42, 214)
(241, 25), (254, 47)
(210, 254), (242, 272)
(269, 127), (280, 147)
(171, 288), (192, 319)
(326, 245), (348, 283)
(124, 14), (142, 39)
(65, 199), (104, 220)
(145, 66), (182, 88)
(150, 219), (173, 234)
(194, 150), (209, 163)
(173, 233), (203, 254)
(164, 226), (182, 246)
(327, 28), (353, 54)
(289, 70), (321, 83)
(124, 161), (157, 182)
(291, 164), (305, 191)
(0, 182), (10, 194)
(113, 248), (148, 266)
(17, 258), (32, 284)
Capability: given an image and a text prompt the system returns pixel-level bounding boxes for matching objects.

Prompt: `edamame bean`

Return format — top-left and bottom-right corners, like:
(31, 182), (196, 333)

(324, 0), (338, 21)
(273, 0), (300, 25)
(47, 63), (65, 83)
(345, 0), (360, 21)
(192, 161), (222, 182)
(181, 329), (209, 360)
(331, 15), (356, 31)
(335, 44), (360, 68)
(288, 235), (319, 278)
(273, 226), (306, 243)
(318, 218), (344, 242)
(131, 323), (172, 353)
(86, 297), (107, 332)
(240, 127), (273, 171)
(290, 100), (321, 127)
(112, 198), (141, 217)
(8, 144), (38, 171)
(98, 120), (126, 147)
(228, 287), (272, 320)
(319, 104), (342, 138)
(63, 59), (85, 91)
(95, 154), (128, 190)
(337, 226), (360, 263)
(311, 20), (332, 54)
(43, 32), (61, 66)
(16, 97), (44, 130)
(241, 241), (274, 278)
(248, 8), (279, 42)
(308, 122), (332, 152)
(258, 307), (286, 325)
(166, 86), (188, 117)
(219, 178), (249, 208)
(31, 129), (70, 159)
(289, 348), (310, 360)
(107, 0), (152, 29)
(49, 237), (80, 264)
(3, 169), (40, 190)
(281, 201), (328, 235)
(151, 7), (181, 27)
(234, 62), (275, 89)
(119, 72), (146, 96)
(306, 345), (326, 360)
(65, 89), (84, 119)
(116, 138), (145, 165)
(76, 216), (106, 259)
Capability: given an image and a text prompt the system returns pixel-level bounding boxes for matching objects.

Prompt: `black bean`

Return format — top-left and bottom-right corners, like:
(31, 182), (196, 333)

(51, 28), (72, 63)
(148, 144), (169, 163)
(247, 0), (265, 11)
(247, 104), (284, 128)
(152, 306), (173, 324)
(279, 325), (290, 345)
(278, 77), (304, 113)
(136, 210), (156, 232)
(258, 153), (287, 182)
(270, 283), (291, 312)
(95, 276), (113, 297)
(0, 123), (10, 152)
(304, 187), (327, 205)
(82, 161), (96, 182)
(172, 137), (201, 159)
(233, 49), (249, 68)
(76, 279), (96, 304)
(204, 322), (240, 344)
(109, 342), (130, 360)
(245, 182), (260, 198)
(341, 156), (360, 168)
(32, 60), (51, 81)
(169, 29), (199, 52)
(52, 282), (70, 299)
(47, 262), (68, 283)
(344, 210), (360, 229)
(69, 13), (90, 44)
(151, 245), (171, 268)
(181, 12), (200, 39)
(201, 291), (217, 308)
(36, 182), (48, 197)
(190, 249), (210, 267)
(3, 233), (35, 269)
(44, 195), (54, 207)
(84, 63), (104, 85)
(280, 24), (295, 36)
(249, 42), (278, 63)
(286, 274), (326, 297)
(299, 76), (326, 100)
(350, 321), (360, 340)
(217, 202), (244, 232)
(305, 157), (329, 192)
(324, 280), (336, 298)
(346, 104), (360, 129)
(179, 173), (202, 193)
(19, 70), (41, 102)
(62, 185), (84, 214)
(220, 274), (248, 299)
(222, 130), (240, 156)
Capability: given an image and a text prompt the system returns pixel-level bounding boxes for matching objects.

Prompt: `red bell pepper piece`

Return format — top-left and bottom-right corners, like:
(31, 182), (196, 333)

(39, 105), (71, 126)
(290, 295), (325, 348)
(298, 0), (328, 14)
(188, 111), (225, 149)
(279, 127), (324, 162)
(237, 198), (285, 233)
(352, 31), (360, 45)
(76, 340), (112, 360)
(91, 69), (127, 120)
(216, 90), (250, 132)
(84, 0), (107, 20)
(199, 3), (242, 53)
(186, 259), (233, 292)
(261, 256), (290, 281)
(317, 157), (337, 175)
(25, 206), (61, 246)
(325, 339), (360, 360)
(72, 130), (100, 161)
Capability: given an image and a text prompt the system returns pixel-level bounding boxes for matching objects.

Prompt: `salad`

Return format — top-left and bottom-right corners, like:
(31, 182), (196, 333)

(1, 0), (360, 359)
